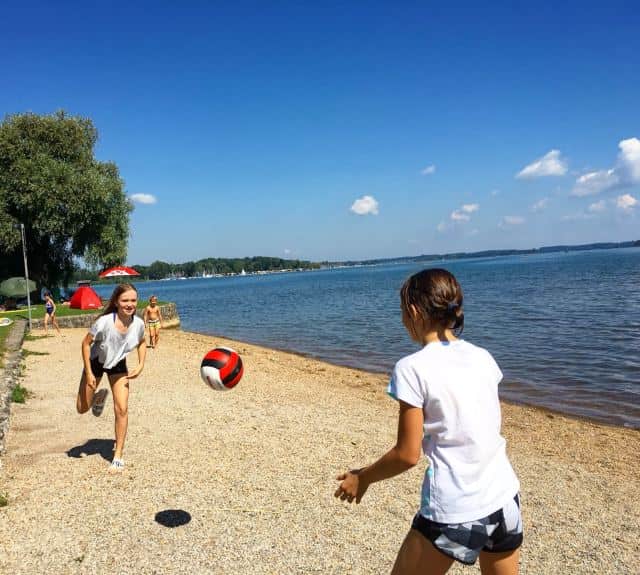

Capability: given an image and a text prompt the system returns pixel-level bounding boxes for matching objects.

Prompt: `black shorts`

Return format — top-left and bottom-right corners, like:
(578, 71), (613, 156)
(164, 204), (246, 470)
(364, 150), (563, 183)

(90, 356), (128, 378)
(411, 494), (523, 565)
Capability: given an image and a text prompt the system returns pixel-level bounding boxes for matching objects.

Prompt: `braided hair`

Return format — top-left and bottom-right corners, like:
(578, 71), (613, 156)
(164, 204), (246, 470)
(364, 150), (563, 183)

(400, 268), (464, 335)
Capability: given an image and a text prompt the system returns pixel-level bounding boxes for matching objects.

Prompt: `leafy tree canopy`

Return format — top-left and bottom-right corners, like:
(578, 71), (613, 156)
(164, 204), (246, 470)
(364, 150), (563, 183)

(0, 111), (132, 287)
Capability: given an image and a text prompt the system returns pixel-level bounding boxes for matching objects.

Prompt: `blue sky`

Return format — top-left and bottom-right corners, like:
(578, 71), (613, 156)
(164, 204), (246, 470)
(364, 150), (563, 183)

(2, 1), (639, 264)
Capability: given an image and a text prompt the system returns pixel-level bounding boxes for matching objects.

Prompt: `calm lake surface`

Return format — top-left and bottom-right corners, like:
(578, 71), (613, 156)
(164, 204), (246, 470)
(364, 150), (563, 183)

(95, 248), (640, 429)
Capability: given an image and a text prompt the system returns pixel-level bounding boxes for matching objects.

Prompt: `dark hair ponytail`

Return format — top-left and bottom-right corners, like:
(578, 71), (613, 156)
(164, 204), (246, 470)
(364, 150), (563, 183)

(400, 268), (464, 335)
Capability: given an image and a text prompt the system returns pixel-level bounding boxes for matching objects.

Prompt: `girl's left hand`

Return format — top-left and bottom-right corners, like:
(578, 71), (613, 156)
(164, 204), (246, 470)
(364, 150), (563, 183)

(128, 367), (143, 379)
(334, 469), (368, 504)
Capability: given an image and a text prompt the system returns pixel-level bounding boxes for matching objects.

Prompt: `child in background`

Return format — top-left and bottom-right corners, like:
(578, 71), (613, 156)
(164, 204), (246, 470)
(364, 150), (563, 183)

(75, 283), (146, 471)
(335, 268), (522, 574)
(143, 295), (163, 348)
(43, 291), (62, 336)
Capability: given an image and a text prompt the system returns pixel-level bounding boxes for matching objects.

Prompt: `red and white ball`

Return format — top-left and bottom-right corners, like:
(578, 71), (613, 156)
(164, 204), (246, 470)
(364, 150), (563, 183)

(200, 347), (244, 391)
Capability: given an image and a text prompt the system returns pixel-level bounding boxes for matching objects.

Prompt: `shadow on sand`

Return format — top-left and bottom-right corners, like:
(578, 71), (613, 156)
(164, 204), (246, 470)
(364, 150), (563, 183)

(155, 509), (192, 528)
(66, 438), (115, 462)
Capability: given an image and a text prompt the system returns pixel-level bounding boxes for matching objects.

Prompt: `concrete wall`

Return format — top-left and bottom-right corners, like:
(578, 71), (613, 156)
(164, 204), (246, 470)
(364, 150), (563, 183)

(0, 319), (28, 460)
(30, 302), (180, 330)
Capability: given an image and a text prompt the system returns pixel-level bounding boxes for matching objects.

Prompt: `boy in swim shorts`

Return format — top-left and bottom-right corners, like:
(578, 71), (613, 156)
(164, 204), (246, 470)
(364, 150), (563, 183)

(143, 295), (163, 349)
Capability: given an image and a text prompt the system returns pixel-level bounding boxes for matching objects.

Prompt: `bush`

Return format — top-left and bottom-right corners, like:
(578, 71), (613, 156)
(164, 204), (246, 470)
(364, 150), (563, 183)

(11, 383), (29, 403)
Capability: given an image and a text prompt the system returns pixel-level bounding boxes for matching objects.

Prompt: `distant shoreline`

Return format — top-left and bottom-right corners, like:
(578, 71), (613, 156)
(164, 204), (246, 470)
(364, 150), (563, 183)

(332, 239), (640, 267)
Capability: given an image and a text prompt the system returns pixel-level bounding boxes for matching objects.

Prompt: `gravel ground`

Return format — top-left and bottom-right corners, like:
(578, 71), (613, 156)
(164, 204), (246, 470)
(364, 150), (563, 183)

(0, 328), (638, 574)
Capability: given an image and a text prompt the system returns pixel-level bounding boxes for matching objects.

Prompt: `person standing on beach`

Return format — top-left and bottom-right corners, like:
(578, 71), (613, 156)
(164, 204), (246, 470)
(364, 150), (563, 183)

(143, 295), (163, 349)
(75, 283), (146, 471)
(43, 291), (62, 336)
(335, 268), (522, 575)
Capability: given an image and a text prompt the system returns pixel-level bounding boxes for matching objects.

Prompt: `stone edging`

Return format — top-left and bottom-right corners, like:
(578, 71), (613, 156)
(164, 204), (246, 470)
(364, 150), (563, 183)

(0, 318), (28, 462)
(30, 303), (180, 330)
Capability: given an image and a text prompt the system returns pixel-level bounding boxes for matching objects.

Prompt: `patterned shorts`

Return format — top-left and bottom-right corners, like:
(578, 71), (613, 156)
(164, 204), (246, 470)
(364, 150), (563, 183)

(411, 494), (523, 565)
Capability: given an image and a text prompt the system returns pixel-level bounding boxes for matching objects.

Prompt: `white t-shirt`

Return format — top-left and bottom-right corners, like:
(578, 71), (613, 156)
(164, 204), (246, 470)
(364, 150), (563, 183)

(89, 313), (145, 369)
(387, 339), (520, 523)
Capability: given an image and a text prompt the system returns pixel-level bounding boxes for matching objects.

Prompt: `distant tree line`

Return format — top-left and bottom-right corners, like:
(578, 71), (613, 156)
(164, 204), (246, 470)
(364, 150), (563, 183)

(75, 256), (321, 281)
(328, 240), (640, 267)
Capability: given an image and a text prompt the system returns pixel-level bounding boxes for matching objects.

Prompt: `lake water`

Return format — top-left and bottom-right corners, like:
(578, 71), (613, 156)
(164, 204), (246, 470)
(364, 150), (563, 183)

(93, 248), (640, 429)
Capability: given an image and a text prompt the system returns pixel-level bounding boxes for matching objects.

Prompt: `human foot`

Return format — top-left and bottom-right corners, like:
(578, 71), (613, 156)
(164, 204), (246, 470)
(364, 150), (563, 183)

(91, 388), (108, 417)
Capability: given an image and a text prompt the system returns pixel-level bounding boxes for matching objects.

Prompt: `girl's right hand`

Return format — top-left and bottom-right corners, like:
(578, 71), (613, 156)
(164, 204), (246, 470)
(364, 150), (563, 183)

(85, 372), (97, 390)
(334, 469), (369, 504)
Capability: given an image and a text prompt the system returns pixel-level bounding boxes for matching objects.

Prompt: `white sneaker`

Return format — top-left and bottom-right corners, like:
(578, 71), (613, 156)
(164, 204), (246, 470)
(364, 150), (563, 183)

(109, 458), (125, 471)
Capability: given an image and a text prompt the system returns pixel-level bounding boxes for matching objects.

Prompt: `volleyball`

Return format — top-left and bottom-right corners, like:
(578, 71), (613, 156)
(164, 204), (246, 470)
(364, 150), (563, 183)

(200, 347), (244, 391)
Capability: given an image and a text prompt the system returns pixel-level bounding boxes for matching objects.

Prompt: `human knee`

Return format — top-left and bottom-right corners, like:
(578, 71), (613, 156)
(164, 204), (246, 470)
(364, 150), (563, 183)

(114, 403), (128, 418)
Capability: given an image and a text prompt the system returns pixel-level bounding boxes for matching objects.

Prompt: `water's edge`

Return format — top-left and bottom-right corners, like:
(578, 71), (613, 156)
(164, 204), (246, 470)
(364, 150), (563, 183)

(186, 326), (638, 431)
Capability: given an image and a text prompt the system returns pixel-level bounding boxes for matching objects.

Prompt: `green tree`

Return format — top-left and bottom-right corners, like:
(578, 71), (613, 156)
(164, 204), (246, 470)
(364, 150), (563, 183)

(0, 111), (132, 287)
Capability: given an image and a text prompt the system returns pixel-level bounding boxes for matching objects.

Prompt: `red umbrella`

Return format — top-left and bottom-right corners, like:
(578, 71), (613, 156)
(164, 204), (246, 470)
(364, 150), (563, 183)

(98, 266), (141, 278)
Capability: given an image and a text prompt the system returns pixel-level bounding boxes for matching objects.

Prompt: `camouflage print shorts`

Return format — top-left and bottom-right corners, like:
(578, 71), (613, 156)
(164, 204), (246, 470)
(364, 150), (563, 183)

(411, 494), (523, 565)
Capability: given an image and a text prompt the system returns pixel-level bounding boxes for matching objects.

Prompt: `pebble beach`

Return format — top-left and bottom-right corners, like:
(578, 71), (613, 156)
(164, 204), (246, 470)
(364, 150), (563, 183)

(0, 327), (638, 574)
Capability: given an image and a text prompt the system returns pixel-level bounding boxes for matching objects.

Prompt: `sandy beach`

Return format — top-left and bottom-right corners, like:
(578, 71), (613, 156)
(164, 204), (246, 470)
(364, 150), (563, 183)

(0, 327), (638, 575)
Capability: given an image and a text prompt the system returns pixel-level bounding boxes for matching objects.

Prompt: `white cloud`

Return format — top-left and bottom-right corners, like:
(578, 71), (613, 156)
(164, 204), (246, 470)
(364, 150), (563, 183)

(350, 195), (379, 215)
(450, 203), (479, 222)
(436, 221), (449, 233)
(490, 189), (500, 197)
(588, 200), (606, 213)
(283, 248), (292, 255)
(616, 193), (638, 211)
(421, 165), (436, 175)
(618, 137), (640, 182)
(572, 137), (640, 196)
(461, 203), (479, 213)
(572, 169), (619, 197)
(531, 198), (549, 212)
(516, 150), (568, 179)
(501, 215), (525, 226)
(451, 210), (470, 221)
(130, 193), (157, 205)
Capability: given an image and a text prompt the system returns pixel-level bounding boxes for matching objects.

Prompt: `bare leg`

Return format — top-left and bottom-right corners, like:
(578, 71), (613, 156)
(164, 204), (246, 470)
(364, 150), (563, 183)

(479, 549), (520, 575)
(109, 374), (130, 460)
(44, 314), (49, 336)
(76, 370), (102, 413)
(52, 315), (61, 335)
(391, 530), (455, 575)
(154, 327), (160, 349)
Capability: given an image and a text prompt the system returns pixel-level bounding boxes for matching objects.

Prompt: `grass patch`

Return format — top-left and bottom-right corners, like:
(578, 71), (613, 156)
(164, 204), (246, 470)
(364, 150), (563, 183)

(1, 305), (97, 321)
(0, 300), (168, 323)
(23, 349), (49, 357)
(11, 383), (30, 403)
(0, 324), (10, 368)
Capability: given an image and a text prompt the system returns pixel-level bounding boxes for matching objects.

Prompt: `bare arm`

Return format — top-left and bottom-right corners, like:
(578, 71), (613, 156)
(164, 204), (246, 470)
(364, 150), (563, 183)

(142, 306), (149, 325)
(81, 332), (97, 389)
(335, 401), (423, 503)
(128, 337), (147, 379)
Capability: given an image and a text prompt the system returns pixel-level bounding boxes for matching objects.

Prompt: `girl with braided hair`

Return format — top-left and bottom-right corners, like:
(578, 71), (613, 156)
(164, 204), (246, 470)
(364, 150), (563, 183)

(335, 268), (522, 574)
